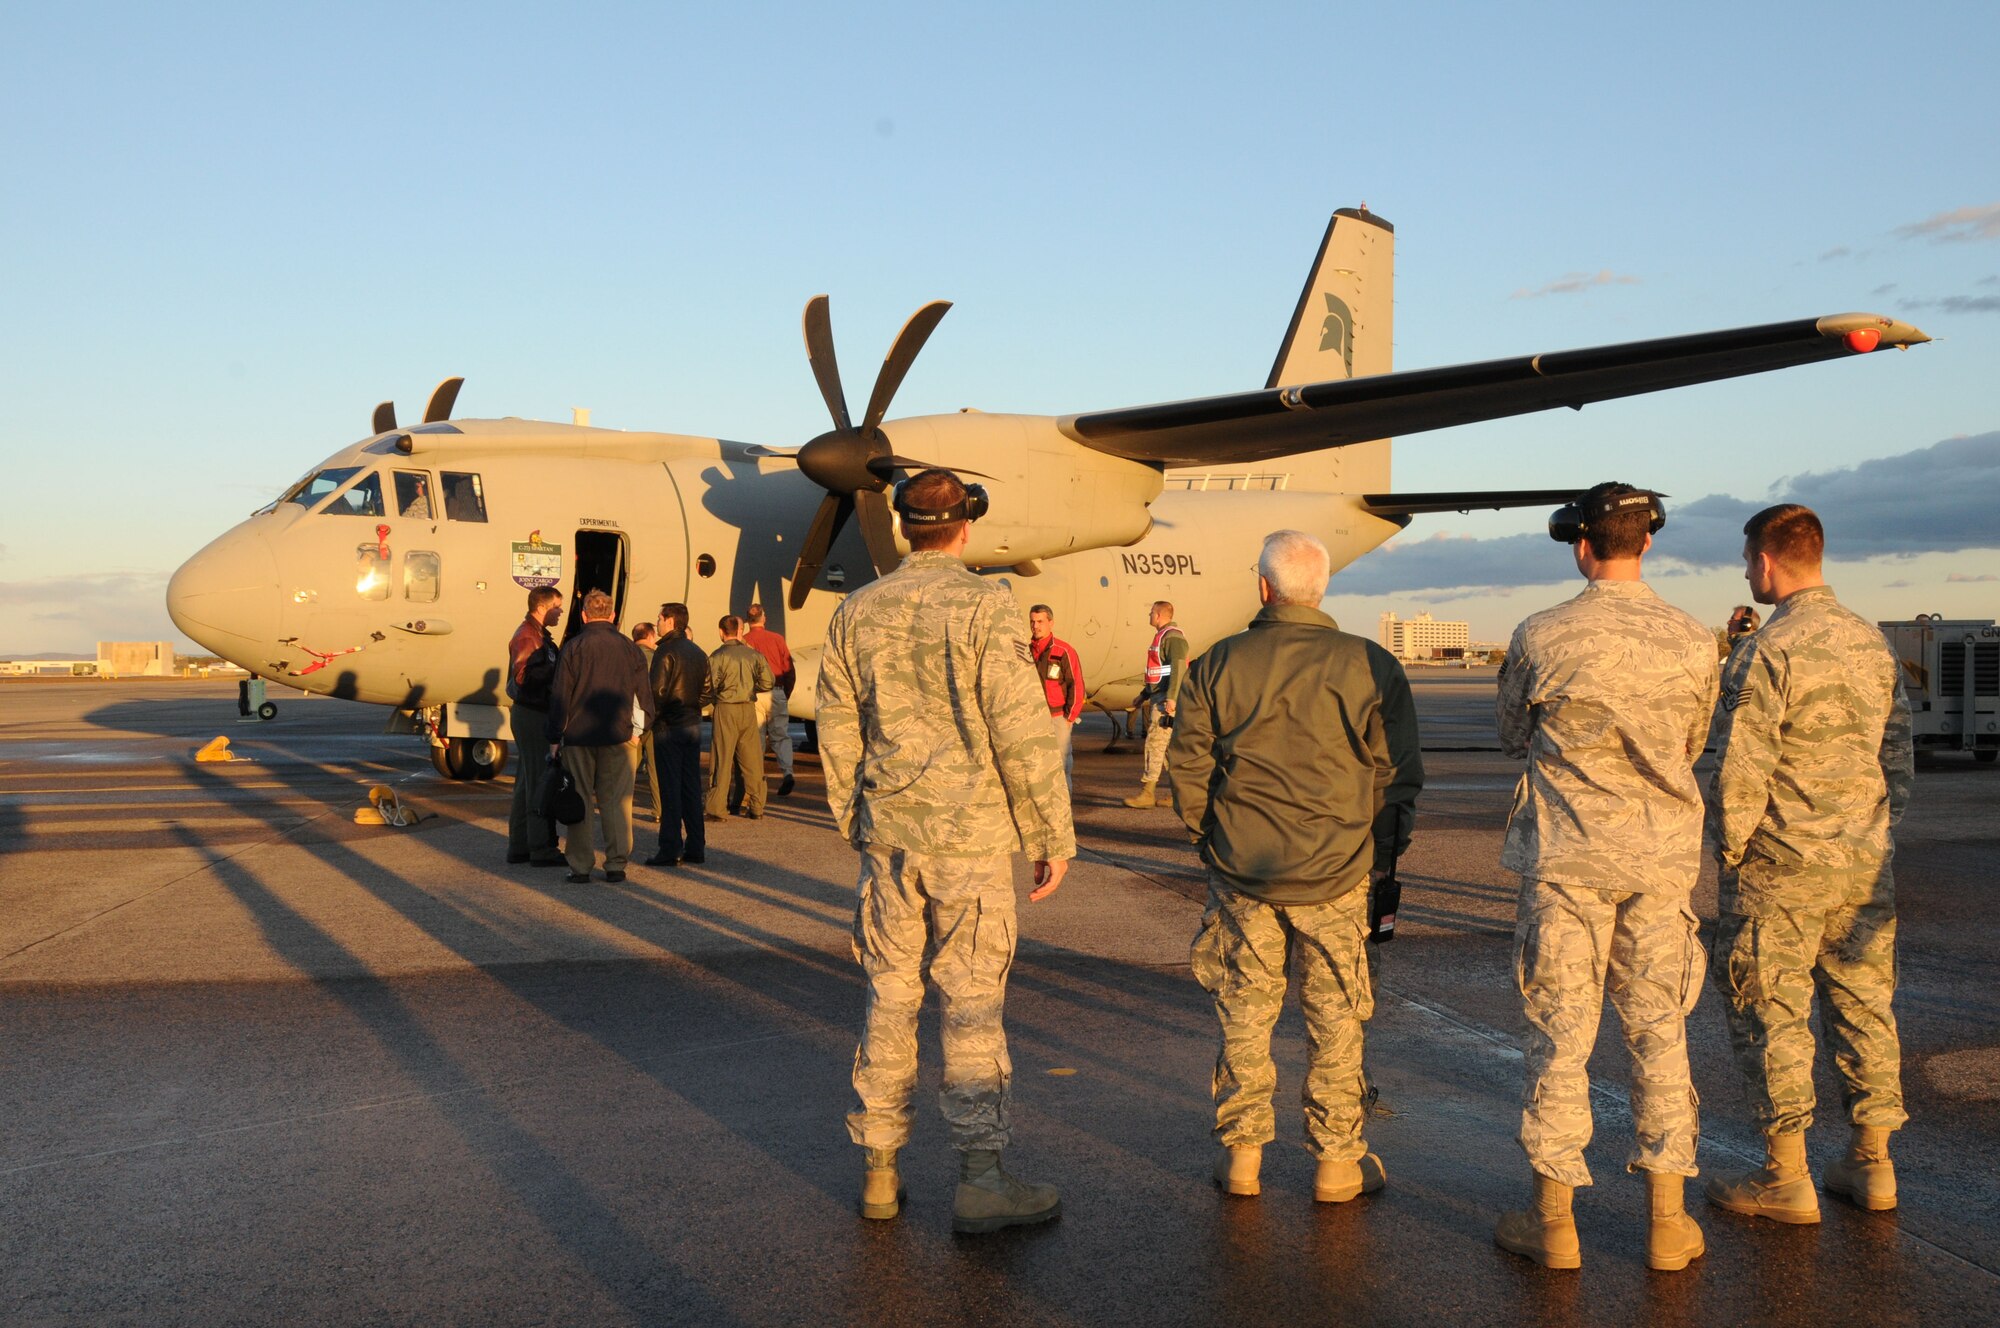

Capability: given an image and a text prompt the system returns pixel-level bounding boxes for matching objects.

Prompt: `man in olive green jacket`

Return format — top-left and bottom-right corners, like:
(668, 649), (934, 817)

(1168, 529), (1422, 1204)
(705, 615), (775, 819)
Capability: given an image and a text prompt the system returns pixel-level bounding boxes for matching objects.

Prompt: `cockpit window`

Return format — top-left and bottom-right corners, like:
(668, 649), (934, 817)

(394, 470), (434, 520)
(441, 471), (487, 522)
(280, 466), (361, 509)
(321, 471), (386, 517)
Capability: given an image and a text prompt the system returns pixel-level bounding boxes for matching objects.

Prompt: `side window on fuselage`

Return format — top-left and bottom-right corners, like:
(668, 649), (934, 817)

(404, 551), (441, 602)
(355, 544), (391, 599)
(441, 471), (487, 522)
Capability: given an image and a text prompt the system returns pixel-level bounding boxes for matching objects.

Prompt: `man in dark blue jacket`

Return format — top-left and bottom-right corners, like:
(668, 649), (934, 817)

(548, 588), (655, 884)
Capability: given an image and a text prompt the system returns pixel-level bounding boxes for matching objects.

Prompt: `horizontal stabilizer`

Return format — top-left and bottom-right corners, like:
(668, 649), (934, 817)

(1360, 489), (1584, 517)
(1061, 313), (1929, 469)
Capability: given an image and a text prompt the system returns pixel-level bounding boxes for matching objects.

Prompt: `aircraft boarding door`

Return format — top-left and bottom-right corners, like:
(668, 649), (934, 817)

(562, 530), (629, 642)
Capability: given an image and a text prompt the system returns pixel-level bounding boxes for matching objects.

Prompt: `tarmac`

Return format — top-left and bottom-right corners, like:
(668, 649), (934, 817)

(2, 673), (1996, 1326)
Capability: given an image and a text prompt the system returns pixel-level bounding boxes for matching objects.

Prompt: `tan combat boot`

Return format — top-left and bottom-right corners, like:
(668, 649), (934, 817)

(952, 1150), (1061, 1233)
(1823, 1125), (1897, 1211)
(1122, 781), (1158, 809)
(1705, 1130), (1820, 1223)
(1646, 1173), (1705, 1272)
(1494, 1174), (1581, 1270)
(1213, 1145), (1262, 1197)
(1314, 1152), (1387, 1203)
(860, 1147), (901, 1220)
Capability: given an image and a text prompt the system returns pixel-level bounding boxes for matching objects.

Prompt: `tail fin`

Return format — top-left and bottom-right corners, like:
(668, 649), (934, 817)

(1164, 208), (1394, 496)
(1265, 207), (1394, 389)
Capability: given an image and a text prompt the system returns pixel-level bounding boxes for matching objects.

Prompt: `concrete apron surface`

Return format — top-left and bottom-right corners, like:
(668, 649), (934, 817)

(3, 677), (1997, 1326)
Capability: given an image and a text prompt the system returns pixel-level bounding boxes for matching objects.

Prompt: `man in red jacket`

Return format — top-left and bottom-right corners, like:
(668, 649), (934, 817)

(742, 604), (797, 798)
(1028, 604), (1085, 787)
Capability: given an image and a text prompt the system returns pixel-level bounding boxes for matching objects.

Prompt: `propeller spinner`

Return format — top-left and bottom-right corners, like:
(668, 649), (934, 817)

(785, 296), (957, 610)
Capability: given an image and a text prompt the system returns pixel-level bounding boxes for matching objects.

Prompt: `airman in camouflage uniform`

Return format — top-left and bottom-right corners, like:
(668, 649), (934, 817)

(1494, 483), (1716, 1272)
(1167, 531), (1421, 1204)
(1705, 504), (1913, 1222)
(817, 469), (1075, 1233)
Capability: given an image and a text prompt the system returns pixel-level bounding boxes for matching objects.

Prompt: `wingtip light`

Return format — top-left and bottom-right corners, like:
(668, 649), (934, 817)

(1846, 327), (1882, 354)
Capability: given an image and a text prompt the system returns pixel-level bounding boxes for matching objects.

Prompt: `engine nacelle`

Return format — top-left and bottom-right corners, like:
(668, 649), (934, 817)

(878, 413), (1161, 566)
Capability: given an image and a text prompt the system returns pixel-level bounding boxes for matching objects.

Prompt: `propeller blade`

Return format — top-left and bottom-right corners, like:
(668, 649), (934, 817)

(860, 301), (951, 434)
(373, 401), (397, 435)
(854, 487), (902, 578)
(424, 376), (464, 423)
(788, 492), (855, 611)
(802, 295), (852, 434)
(869, 453), (995, 482)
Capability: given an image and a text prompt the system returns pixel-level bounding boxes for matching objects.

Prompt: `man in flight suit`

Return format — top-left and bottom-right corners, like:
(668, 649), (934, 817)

(1705, 504), (1913, 1221)
(1493, 483), (1716, 1272)
(818, 468), (1075, 1233)
(1168, 530), (1421, 1205)
(1124, 600), (1187, 808)
(704, 616), (774, 821)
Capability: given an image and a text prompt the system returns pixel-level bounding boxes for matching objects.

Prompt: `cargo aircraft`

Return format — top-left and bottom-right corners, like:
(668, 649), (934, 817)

(166, 209), (1930, 778)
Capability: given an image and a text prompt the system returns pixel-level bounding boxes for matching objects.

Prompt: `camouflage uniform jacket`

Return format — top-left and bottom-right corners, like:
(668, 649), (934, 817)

(817, 550), (1075, 860)
(1498, 580), (1718, 892)
(1707, 584), (1913, 913)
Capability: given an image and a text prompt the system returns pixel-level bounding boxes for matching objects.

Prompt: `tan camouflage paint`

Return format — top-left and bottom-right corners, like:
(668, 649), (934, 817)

(1515, 881), (1704, 1186)
(1708, 584), (1913, 1134)
(1191, 877), (1374, 1161)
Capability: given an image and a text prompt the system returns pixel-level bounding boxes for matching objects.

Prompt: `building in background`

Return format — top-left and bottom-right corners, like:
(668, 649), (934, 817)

(1378, 611), (1470, 661)
(96, 642), (176, 677)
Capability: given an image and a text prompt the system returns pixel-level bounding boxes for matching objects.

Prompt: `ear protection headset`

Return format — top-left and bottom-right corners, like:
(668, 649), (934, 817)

(1548, 489), (1666, 544)
(892, 476), (989, 525)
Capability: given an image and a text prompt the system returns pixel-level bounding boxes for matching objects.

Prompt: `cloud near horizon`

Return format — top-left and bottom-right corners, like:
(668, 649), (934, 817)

(1333, 433), (2000, 596)
(1893, 203), (2000, 244)
(1510, 269), (1642, 299)
(0, 571), (181, 656)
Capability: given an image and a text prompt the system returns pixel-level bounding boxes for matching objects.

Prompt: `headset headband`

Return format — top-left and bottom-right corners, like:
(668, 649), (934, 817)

(1548, 489), (1667, 544)
(892, 476), (990, 525)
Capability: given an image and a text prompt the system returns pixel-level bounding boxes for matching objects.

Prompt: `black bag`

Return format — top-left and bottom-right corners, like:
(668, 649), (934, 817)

(537, 754), (587, 825)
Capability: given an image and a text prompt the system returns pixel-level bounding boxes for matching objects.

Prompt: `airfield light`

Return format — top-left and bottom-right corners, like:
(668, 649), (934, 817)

(1845, 328), (1881, 354)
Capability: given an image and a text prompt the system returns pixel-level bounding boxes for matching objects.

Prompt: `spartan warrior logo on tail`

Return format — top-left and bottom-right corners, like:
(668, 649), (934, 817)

(1319, 293), (1356, 376)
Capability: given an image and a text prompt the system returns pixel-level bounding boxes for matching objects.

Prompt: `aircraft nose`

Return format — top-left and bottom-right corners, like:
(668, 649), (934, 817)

(167, 527), (280, 665)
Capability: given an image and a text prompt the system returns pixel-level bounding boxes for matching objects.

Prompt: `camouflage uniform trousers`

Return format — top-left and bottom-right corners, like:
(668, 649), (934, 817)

(1515, 880), (1703, 1187)
(847, 846), (1017, 1153)
(1712, 889), (1906, 1136)
(1141, 704), (1173, 784)
(1191, 875), (1374, 1161)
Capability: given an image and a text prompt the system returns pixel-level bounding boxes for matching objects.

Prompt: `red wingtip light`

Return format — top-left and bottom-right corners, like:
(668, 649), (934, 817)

(1846, 327), (1882, 354)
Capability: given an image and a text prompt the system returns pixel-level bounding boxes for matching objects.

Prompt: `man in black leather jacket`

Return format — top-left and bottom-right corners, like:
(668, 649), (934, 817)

(646, 602), (712, 867)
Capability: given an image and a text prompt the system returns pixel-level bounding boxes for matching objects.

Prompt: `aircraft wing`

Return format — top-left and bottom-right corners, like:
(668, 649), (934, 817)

(1058, 313), (1929, 468)
(1359, 489), (1583, 517)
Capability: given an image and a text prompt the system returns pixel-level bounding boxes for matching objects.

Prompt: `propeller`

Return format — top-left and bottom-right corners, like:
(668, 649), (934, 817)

(371, 377), (465, 435)
(784, 296), (986, 609)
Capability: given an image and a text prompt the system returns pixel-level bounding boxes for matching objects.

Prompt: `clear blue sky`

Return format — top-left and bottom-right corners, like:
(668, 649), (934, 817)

(3, 1), (1995, 654)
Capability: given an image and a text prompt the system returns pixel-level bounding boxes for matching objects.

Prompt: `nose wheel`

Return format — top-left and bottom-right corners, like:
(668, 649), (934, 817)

(431, 737), (509, 780)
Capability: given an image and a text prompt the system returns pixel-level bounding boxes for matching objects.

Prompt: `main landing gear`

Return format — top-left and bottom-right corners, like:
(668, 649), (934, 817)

(431, 737), (509, 781)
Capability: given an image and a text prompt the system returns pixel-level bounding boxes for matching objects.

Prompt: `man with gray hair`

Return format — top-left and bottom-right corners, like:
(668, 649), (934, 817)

(1167, 529), (1423, 1204)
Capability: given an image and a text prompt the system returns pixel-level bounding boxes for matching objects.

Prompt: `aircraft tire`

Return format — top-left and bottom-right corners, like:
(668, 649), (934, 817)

(257, 701), (278, 721)
(1977, 748), (1996, 764)
(433, 737), (509, 781)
